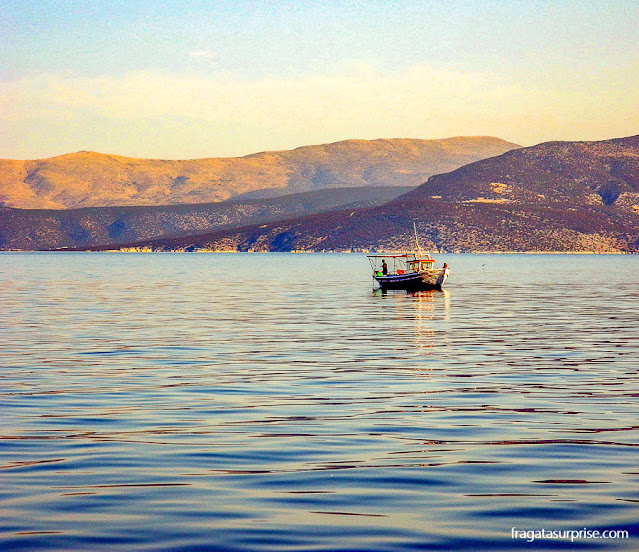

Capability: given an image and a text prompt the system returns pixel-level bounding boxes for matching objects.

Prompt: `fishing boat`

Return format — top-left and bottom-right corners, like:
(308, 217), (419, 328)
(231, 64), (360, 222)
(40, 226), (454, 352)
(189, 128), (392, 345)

(367, 225), (449, 291)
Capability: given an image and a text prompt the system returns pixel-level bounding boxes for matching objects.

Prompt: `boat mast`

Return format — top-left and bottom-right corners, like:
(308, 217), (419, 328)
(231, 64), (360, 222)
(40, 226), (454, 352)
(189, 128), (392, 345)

(413, 222), (424, 258)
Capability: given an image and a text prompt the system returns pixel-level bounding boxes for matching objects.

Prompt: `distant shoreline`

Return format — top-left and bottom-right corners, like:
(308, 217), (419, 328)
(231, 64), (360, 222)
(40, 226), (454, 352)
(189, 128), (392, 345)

(1, 249), (633, 255)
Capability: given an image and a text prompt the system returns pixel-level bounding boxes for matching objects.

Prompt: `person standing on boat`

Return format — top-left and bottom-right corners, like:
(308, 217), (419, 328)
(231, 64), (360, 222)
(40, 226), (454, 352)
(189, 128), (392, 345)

(382, 259), (388, 275)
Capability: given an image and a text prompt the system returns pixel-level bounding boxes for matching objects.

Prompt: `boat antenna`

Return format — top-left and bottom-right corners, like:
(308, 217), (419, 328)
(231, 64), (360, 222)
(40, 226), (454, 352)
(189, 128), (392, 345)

(413, 222), (424, 258)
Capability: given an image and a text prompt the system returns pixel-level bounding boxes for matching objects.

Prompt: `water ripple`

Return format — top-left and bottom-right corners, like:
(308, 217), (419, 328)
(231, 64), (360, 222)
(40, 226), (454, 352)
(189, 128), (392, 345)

(0, 252), (638, 551)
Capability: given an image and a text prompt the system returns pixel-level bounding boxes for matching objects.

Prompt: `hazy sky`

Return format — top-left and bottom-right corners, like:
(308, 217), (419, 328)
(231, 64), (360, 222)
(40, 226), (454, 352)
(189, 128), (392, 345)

(1, 0), (638, 159)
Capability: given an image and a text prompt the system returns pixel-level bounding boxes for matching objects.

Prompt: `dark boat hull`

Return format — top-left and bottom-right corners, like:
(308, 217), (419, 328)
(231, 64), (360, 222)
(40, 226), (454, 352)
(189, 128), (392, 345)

(374, 272), (443, 291)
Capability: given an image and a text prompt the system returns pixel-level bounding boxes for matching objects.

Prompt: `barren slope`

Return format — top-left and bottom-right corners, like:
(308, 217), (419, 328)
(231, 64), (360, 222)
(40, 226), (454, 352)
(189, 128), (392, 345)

(87, 135), (639, 253)
(0, 186), (412, 250)
(0, 137), (519, 209)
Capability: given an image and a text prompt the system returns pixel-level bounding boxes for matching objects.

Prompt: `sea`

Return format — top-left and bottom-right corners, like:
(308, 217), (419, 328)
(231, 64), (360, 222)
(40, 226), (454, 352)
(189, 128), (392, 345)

(1, 252), (638, 552)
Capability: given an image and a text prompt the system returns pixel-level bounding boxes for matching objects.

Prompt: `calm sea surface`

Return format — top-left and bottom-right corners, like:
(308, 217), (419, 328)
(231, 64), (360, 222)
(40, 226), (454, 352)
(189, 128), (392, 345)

(1, 253), (638, 551)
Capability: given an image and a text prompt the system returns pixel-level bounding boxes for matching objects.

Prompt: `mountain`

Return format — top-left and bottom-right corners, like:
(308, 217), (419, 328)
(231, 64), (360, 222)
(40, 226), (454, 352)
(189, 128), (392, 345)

(411, 134), (639, 208)
(0, 137), (519, 209)
(0, 186), (412, 251)
(89, 135), (639, 253)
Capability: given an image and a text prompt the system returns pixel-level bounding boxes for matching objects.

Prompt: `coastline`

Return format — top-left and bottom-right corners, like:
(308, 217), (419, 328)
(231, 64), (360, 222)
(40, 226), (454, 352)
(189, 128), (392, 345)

(1, 249), (633, 255)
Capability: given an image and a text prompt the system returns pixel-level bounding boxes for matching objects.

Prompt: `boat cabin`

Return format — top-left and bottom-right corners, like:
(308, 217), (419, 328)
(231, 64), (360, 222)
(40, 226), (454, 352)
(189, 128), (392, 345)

(407, 256), (435, 272)
(367, 254), (435, 276)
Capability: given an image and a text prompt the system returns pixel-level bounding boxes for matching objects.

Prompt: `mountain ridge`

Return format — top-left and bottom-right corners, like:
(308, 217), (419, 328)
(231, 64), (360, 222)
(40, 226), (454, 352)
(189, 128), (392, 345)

(0, 137), (519, 209)
(0, 186), (413, 251)
(80, 134), (639, 253)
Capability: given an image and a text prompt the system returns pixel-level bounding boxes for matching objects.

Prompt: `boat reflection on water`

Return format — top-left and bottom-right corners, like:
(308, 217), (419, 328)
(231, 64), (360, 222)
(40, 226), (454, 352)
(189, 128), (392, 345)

(373, 288), (450, 352)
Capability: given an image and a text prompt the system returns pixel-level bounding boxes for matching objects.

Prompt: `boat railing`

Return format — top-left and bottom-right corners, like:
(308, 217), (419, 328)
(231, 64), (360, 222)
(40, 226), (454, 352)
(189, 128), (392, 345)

(368, 253), (438, 276)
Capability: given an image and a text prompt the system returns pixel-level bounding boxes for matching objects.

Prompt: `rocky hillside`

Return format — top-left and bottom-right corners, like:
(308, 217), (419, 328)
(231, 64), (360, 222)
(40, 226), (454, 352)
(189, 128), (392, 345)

(410, 134), (639, 208)
(88, 135), (639, 253)
(0, 137), (519, 209)
(0, 186), (412, 250)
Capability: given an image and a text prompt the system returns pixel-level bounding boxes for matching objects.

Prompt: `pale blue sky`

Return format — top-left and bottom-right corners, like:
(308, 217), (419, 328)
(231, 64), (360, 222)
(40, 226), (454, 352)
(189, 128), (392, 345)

(1, 0), (638, 159)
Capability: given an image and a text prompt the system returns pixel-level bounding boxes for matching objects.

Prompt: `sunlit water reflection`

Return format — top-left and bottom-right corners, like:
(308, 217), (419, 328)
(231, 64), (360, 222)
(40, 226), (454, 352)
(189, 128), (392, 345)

(1, 253), (638, 551)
